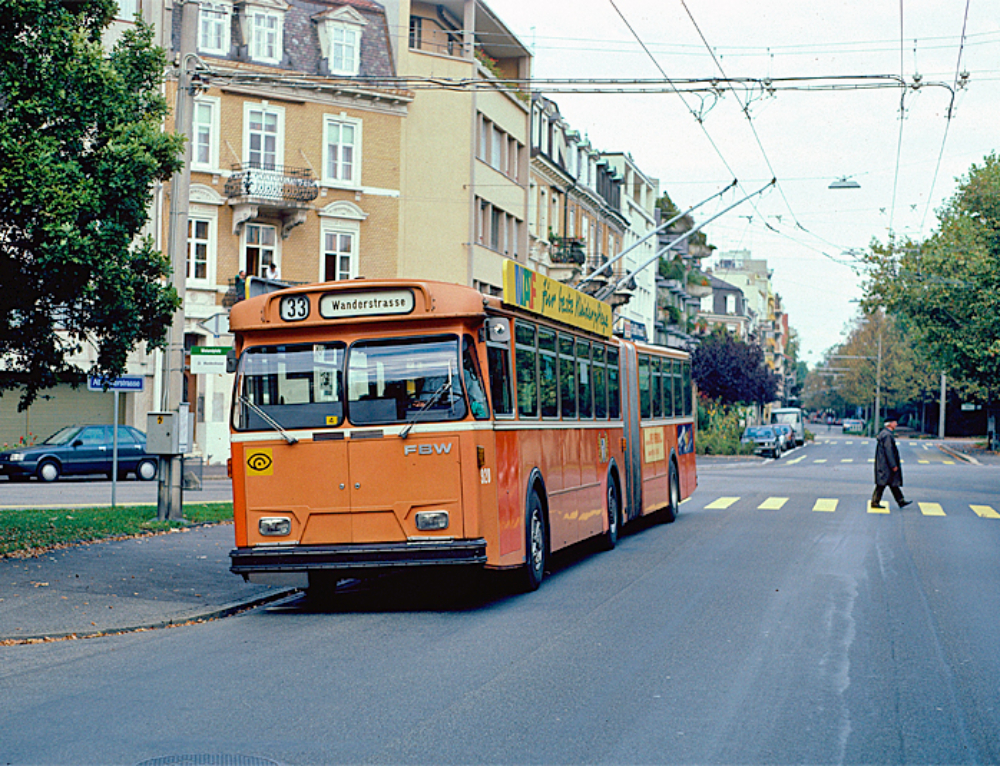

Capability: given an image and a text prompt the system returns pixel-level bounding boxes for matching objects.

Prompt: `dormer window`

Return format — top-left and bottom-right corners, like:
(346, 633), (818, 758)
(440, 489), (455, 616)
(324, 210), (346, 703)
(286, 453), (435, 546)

(198, 1), (232, 56)
(314, 6), (367, 76)
(236, 0), (288, 65)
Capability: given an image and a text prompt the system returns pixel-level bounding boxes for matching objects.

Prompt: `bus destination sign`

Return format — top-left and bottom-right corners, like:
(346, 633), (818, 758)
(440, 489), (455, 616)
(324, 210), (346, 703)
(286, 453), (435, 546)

(502, 261), (612, 338)
(319, 289), (415, 320)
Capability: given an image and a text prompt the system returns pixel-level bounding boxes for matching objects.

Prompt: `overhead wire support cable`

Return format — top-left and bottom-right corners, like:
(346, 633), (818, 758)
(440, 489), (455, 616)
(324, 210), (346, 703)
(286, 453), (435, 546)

(576, 179), (738, 289)
(595, 179), (776, 301)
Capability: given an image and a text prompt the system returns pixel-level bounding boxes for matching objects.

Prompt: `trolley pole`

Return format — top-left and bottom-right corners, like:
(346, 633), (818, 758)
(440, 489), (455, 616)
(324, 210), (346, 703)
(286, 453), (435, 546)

(158, 0), (197, 521)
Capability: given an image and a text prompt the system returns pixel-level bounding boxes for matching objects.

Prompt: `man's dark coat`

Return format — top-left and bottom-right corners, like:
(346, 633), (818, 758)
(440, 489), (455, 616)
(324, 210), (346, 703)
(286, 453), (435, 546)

(874, 426), (902, 487)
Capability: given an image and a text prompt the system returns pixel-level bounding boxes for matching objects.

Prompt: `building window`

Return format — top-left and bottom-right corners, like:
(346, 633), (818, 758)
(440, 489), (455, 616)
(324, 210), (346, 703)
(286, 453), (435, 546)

(491, 125), (503, 172)
(192, 98), (219, 170)
(323, 116), (360, 186)
(409, 17), (422, 49)
(244, 223), (277, 277)
(246, 104), (282, 169)
(116, 0), (138, 20)
(187, 218), (211, 282)
(315, 6), (366, 75)
(251, 11), (282, 63)
(323, 230), (356, 281)
(198, 1), (231, 55)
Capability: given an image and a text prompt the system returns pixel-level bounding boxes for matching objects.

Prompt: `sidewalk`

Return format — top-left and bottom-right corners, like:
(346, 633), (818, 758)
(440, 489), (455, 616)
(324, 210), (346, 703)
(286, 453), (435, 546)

(0, 523), (294, 643)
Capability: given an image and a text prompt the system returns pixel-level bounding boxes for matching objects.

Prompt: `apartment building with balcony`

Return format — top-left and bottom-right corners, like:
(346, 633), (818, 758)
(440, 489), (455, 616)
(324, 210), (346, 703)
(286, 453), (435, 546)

(526, 95), (630, 308)
(383, 0), (531, 294)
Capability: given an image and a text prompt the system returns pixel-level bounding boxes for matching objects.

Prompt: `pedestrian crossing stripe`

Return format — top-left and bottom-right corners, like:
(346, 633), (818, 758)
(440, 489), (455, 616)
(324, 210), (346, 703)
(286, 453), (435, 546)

(697, 497), (999, 518)
(704, 497), (739, 509)
(814, 459), (828, 463)
(972, 505), (1000, 519)
(841, 459), (854, 463)
(918, 460), (930, 464)
(758, 497), (788, 510)
(785, 456), (807, 465)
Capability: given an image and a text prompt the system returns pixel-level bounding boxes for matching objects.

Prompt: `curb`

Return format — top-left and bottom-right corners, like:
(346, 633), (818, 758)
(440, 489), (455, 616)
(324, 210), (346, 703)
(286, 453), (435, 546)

(937, 443), (980, 465)
(0, 588), (299, 644)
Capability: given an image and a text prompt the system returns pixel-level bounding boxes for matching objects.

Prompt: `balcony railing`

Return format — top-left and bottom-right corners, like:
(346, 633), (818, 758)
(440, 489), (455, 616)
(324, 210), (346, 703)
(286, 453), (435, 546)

(224, 163), (319, 203)
(550, 236), (586, 265)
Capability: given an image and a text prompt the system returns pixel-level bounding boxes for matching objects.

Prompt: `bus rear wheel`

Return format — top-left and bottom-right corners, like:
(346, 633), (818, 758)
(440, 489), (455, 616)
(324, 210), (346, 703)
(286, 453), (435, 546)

(662, 461), (680, 523)
(599, 477), (620, 551)
(519, 490), (547, 592)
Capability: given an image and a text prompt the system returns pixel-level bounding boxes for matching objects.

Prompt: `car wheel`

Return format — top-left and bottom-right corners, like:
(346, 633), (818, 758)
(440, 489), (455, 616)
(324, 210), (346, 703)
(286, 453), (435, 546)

(599, 476), (620, 551)
(518, 489), (547, 592)
(38, 460), (61, 482)
(774, 446), (781, 459)
(135, 458), (158, 481)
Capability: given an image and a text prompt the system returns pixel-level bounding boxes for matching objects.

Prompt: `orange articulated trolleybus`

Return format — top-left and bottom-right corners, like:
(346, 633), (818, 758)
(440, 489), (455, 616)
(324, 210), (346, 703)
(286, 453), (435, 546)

(228, 262), (697, 593)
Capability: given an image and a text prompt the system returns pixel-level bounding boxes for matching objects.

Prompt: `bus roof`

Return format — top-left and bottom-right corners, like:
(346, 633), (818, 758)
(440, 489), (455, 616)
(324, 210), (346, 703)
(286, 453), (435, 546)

(229, 279), (494, 334)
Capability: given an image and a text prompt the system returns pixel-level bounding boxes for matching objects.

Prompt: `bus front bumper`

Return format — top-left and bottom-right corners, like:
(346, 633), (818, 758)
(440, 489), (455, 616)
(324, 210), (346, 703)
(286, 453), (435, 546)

(230, 539), (489, 586)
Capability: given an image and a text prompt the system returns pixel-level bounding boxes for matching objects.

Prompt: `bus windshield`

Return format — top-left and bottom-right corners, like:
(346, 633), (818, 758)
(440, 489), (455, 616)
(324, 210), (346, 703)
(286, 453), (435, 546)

(233, 336), (483, 431)
(347, 336), (468, 425)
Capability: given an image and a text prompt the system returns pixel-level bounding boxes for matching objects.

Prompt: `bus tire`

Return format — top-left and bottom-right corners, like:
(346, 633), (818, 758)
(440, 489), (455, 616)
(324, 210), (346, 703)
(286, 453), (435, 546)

(662, 460), (680, 524)
(599, 474), (620, 551)
(519, 489), (547, 592)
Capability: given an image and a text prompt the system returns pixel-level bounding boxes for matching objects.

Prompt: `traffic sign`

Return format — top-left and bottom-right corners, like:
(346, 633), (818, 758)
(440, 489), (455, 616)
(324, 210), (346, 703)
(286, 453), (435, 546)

(87, 374), (145, 392)
(191, 346), (231, 374)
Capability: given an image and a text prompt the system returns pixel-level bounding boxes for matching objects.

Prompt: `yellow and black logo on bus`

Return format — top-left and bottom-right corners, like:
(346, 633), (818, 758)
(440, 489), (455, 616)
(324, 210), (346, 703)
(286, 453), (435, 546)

(246, 448), (273, 476)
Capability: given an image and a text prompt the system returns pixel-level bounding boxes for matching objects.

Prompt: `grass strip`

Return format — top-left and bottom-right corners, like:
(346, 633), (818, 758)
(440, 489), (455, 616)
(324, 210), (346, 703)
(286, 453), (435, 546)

(0, 502), (233, 558)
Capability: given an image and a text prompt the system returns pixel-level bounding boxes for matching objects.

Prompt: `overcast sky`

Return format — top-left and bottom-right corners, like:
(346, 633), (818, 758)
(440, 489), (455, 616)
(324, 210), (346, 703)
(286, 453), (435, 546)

(486, 0), (999, 365)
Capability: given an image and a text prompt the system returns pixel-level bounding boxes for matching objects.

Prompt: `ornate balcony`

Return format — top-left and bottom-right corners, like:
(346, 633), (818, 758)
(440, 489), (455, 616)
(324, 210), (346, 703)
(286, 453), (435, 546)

(225, 162), (319, 238)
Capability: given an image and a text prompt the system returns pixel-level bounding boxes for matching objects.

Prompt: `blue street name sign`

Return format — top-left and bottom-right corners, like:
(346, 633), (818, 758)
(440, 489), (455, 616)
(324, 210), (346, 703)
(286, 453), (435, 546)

(87, 374), (146, 392)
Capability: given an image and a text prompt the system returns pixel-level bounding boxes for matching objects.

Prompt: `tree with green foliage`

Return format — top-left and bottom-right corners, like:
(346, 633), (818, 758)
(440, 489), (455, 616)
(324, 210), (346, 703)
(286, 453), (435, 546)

(692, 329), (779, 407)
(0, 0), (184, 409)
(862, 153), (1000, 395)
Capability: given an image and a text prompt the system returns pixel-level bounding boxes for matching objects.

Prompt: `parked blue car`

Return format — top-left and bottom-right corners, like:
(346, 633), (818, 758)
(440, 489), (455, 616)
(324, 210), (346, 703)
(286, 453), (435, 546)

(0, 425), (158, 482)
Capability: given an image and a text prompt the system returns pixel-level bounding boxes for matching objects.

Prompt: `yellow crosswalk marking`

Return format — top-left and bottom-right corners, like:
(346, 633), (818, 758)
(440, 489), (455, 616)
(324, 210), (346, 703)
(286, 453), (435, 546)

(918, 460), (930, 464)
(785, 456), (806, 465)
(814, 459), (827, 463)
(868, 501), (890, 514)
(919, 502), (945, 516)
(813, 498), (838, 512)
(705, 497), (739, 509)
(971, 505), (1000, 519)
(841, 459), (854, 463)
(758, 497), (788, 510)
(943, 460), (955, 465)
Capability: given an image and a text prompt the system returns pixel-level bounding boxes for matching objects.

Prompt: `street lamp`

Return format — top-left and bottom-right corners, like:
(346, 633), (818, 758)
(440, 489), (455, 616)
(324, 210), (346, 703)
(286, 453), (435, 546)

(829, 176), (861, 189)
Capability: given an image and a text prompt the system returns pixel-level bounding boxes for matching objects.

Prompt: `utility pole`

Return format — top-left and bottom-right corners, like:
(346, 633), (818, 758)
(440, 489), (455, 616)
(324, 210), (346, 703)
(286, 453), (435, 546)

(158, 0), (197, 521)
(873, 331), (882, 434)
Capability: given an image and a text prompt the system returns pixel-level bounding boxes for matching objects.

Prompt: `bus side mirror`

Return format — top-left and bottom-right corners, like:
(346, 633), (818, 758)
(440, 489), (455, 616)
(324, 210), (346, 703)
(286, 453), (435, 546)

(226, 348), (238, 373)
(484, 318), (510, 347)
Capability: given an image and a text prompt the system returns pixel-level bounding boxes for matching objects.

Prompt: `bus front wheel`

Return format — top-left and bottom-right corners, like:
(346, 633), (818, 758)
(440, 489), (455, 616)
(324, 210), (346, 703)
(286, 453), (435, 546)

(519, 490), (547, 592)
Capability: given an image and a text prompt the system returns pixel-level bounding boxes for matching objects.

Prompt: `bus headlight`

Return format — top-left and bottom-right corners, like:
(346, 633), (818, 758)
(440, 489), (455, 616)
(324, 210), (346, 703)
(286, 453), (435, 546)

(259, 517), (292, 536)
(415, 511), (449, 531)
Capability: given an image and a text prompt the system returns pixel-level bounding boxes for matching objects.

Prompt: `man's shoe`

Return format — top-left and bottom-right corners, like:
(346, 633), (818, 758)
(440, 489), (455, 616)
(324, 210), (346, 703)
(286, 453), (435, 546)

(899, 500), (912, 508)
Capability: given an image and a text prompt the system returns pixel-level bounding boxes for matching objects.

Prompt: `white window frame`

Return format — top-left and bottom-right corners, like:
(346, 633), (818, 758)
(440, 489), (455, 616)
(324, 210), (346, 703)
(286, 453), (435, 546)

(314, 6), (367, 76)
(242, 222), (280, 277)
(251, 10), (282, 64)
(198, 1), (231, 55)
(186, 206), (217, 287)
(322, 114), (362, 188)
(116, 0), (138, 20)
(191, 96), (220, 172)
(243, 102), (284, 169)
(321, 227), (358, 282)
(318, 202), (367, 282)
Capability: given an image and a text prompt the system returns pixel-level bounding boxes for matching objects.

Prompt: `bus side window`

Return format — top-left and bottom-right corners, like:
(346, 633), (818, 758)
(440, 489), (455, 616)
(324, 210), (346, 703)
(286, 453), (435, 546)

(559, 333), (576, 420)
(639, 354), (651, 420)
(607, 348), (620, 419)
(515, 321), (538, 418)
(651, 357), (662, 419)
(462, 335), (490, 420)
(538, 327), (559, 418)
(664, 359), (675, 417)
(593, 344), (608, 419)
(682, 360), (693, 417)
(487, 345), (514, 417)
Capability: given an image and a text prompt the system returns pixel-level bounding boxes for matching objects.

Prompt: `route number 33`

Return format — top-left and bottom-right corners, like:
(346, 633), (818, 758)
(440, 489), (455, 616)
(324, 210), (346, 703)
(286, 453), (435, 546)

(279, 295), (310, 322)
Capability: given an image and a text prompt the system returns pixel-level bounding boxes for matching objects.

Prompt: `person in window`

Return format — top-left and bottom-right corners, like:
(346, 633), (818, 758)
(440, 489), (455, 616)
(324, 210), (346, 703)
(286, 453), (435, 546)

(263, 259), (280, 280)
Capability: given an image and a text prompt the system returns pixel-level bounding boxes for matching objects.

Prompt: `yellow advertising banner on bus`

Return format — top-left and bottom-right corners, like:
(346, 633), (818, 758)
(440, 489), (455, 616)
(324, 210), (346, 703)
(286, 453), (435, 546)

(502, 261), (612, 338)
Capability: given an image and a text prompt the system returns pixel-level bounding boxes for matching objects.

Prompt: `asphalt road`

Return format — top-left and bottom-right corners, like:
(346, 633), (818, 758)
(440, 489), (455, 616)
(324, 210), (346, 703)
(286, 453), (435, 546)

(2, 435), (999, 765)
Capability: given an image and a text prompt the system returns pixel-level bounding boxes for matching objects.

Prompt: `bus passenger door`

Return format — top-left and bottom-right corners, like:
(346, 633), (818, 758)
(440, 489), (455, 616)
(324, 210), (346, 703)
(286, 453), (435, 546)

(620, 345), (643, 521)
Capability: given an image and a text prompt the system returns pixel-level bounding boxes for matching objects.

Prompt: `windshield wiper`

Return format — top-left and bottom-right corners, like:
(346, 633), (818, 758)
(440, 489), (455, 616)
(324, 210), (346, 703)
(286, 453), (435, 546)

(399, 379), (453, 439)
(239, 395), (298, 444)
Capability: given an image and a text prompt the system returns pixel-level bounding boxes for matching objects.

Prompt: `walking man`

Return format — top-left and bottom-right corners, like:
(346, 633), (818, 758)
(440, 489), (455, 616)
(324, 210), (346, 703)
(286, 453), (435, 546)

(872, 419), (912, 509)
